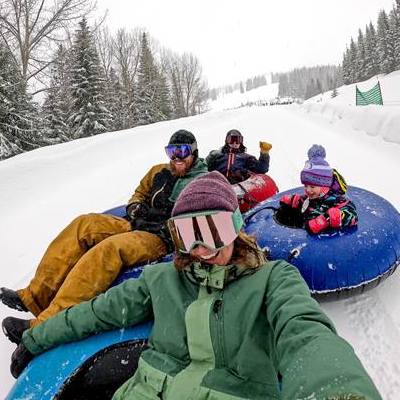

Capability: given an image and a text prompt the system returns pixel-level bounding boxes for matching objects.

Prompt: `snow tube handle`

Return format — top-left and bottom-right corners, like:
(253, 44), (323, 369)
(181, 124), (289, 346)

(288, 248), (301, 261)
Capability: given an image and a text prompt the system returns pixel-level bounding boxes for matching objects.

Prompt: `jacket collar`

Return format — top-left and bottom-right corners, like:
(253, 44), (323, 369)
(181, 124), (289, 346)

(185, 262), (257, 290)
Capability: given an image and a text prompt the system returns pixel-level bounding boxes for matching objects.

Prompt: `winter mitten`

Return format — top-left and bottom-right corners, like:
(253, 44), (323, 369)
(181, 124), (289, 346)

(259, 141), (272, 154)
(326, 207), (342, 228)
(306, 214), (329, 234)
(126, 202), (149, 221)
(280, 194), (302, 209)
(11, 343), (34, 378)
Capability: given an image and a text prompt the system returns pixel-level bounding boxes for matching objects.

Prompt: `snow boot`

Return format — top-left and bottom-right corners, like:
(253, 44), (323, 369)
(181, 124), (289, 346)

(2, 317), (30, 344)
(0, 287), (28, 312)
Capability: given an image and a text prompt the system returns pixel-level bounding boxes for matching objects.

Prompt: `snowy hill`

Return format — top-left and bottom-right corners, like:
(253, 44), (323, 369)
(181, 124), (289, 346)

(303, 70), (400, 145)
(208, 82), (279, 111)
(0, 105), (399, 398)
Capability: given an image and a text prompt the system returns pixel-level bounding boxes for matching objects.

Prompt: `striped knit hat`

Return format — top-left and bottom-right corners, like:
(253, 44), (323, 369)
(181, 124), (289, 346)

(300, 145), (333, 187)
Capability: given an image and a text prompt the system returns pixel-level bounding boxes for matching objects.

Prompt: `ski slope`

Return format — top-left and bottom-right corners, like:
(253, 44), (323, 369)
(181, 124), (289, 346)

(0, 105), (399, 398)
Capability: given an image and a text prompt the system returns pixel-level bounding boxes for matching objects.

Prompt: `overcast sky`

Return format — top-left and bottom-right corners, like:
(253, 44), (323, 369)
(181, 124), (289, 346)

(96, 0), (395, 87)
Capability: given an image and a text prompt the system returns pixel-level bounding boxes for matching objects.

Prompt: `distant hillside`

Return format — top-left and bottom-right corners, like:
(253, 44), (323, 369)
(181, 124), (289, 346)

(208, 83), (279, 111)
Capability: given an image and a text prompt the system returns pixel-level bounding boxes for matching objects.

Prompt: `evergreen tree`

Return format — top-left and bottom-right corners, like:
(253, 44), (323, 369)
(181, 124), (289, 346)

(245, 78), (253, 91)
(364, 23), (379, 79)
(154, 70), (172, 121)
(69, 18), (111, 138)
(342, 48), (352, 84)
(356, 29), (367, 81)
(42, 45), (71, 142)
(389, 7), (400, 69)
(331, 87), (339, 98)
(134, 33), (166, 125)
(278, 74), (289, 97)
(0, 43), (39, 160)
(348, 38), (358, 83)
(105, 67), (125, 131)
(304, 78), (318, 100)
(377, 10), (395, 74)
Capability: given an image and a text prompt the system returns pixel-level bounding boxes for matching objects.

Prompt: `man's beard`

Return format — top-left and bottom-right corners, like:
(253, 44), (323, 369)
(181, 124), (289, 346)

(170, 158), (194, 177)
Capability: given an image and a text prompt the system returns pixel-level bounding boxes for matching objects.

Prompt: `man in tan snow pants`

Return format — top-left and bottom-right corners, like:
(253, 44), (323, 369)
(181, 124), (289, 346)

(1, 130), (208, 344)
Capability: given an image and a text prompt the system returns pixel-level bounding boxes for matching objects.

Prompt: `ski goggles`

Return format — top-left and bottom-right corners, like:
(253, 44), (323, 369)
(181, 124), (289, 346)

(226, 133), (243, 145)
(167, 208), (243, 253)
(165, 143), (196, 160)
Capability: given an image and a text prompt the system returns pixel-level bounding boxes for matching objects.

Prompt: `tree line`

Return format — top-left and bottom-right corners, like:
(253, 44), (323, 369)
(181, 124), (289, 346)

(207, 74), (269, 101)
(272, 65), (342, 100)
(342, 1), (400, 84)
(0, 0), (208, 160)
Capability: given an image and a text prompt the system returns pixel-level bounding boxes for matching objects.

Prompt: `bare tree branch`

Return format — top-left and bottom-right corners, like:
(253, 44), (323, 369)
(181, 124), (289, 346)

(0, 0), (96, 91)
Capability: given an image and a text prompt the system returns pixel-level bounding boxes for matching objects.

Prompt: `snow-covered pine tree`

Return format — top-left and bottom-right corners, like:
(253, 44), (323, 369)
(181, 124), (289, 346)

(42, 45), (71, 142)
(389, 7), (400, 70)
(105, 67), (125, 131)
(154, 70), (172, 121)
(356, 29), (367, 81)
(0, 43), (40, 160)
(134, 33), (162, 126)
(349, 38), (358, 83)
(342, 48), (352, 84)
(364, 23), (379, 79)
(278, 74), (289, 97)
(69, 18), (111, 138)
(331, 87), (339, 98)
(377, 10), (395, 74)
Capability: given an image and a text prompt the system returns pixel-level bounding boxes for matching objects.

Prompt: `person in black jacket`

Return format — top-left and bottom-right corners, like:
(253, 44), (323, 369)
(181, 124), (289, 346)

(206, 129), (272, 184)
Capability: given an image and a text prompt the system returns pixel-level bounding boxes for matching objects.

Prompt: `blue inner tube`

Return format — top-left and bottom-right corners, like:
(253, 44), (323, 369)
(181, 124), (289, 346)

(244, 186), (400, 295)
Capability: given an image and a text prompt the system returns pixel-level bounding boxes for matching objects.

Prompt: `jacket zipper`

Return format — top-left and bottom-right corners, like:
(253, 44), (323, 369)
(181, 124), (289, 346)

(151, 183), (166, 208)
(213, 295), (226, 367)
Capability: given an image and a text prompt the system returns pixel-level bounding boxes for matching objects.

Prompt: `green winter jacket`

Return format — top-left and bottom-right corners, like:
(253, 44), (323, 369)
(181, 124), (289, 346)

(22, 260), (381, 400)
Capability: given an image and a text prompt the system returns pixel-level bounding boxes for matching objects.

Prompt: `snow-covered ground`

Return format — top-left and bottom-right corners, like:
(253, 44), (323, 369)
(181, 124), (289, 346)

(1, 102), (399, 398)
(209, 82), (279, 111)
(303, 70), (400, 146)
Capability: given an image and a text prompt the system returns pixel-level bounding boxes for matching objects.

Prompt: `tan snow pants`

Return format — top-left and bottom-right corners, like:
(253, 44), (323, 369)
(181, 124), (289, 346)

(17, 213), (167, 327)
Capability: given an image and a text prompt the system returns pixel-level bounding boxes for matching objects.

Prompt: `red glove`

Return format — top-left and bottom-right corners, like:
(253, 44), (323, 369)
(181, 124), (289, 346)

(280, 194), (302, 209)
(307, 208), (342, 234)
(327, 207), (342, 228)
(306, 214), (329, 234)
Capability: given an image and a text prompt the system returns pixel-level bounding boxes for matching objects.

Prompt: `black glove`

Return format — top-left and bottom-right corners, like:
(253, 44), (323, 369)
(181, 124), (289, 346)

(11, 343), (34, 378)
(126, 202), (149, 221)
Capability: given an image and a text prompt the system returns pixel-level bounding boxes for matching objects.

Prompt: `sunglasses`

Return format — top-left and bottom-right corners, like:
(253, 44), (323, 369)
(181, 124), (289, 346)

(167, 208), (243, 254)
(227, 134), (242, 145)
(165, 144), (195, 160)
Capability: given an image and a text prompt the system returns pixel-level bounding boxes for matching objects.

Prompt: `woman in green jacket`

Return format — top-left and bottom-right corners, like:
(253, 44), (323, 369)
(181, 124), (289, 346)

(11, 171), (381, 400)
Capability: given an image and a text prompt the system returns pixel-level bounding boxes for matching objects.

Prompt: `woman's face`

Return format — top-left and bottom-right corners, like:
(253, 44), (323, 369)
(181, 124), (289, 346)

(190, 242), (234, 265)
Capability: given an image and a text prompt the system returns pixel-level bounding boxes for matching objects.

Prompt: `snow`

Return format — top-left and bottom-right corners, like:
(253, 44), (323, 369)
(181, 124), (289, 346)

(1, 85), (400, 398)
(303, 70), (400, 145)
(209, 83), (279, 111)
